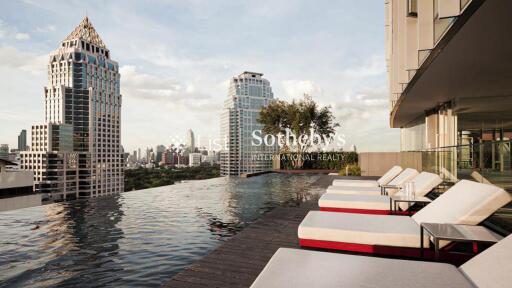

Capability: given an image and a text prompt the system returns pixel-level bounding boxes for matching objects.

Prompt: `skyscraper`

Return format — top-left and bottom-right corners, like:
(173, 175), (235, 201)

(18, 129), (27, 151)
(220, 71), (276, 176)
(20, 17), (123, 199)
(187, 129), (195, 151)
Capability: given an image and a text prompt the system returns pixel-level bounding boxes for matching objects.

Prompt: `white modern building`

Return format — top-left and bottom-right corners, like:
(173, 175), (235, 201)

(220, 71), (276, 176)
(20, 17), (123, 200)
(189, 153), (202, 167)
(385, 0), (512, 189)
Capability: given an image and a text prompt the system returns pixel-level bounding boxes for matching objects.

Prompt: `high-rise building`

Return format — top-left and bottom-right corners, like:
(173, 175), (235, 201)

(385, 0), (512, 187)
(18, 130), (27, 151)
(187, 129), (195, 151)
(155, 145), (166, 164)
(220, 71), (276, 175)
(20, 17), (123, 200)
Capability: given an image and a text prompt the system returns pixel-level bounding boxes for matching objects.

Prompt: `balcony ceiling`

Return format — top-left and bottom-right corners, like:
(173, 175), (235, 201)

(391, 0), (512, 128)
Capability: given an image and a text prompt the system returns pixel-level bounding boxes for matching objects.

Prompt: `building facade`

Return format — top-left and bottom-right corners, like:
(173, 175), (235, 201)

(189, 152), (202, 167)
(187, 129), (195, 152)
(220, 71), (276, 176)
(20, 17), (123, 200)
(386, 0), (512, 189)
(18, 130), (27, 151)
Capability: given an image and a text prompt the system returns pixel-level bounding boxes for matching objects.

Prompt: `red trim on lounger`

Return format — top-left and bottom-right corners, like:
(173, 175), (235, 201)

(319, 207), (414, 216)
(299, 239), (473, 264)
(299, 238), (423, 258)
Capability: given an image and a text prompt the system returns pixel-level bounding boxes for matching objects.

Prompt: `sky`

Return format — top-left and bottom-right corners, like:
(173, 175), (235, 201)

(0, 0), (399, 153)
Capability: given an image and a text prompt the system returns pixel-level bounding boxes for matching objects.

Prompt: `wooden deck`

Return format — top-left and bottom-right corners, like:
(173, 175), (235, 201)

(164, 175), (377, 288)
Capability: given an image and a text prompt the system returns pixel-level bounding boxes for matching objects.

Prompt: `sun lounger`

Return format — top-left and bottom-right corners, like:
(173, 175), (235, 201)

(250, 234), (512, 288)
(331, 165), (402, 188)
(299, 180), (511, 256)
(326, 168), (419, 196)
(319, 172), (442, 214)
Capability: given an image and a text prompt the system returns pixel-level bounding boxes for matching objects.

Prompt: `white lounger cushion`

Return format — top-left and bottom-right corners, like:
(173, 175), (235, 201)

(319, 194), (390, 210)
(331, 166), (403, 188)
(331, 179), (379, 188)
(250, 248), (473, 288)
(387, 168), (419, 187)
(459, 234), (512, 288)
(327, 168), (419, 196)
(412, 180), (512, 226)
(298, 211), (427, 248)
(325, 185), (382, 195)
(376, 165), (404, 185)
(301, 180), (509, 250)
(320, 172), (442, 211)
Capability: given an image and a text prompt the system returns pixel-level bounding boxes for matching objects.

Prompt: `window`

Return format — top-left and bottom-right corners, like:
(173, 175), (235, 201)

(407, 0), (418, 17)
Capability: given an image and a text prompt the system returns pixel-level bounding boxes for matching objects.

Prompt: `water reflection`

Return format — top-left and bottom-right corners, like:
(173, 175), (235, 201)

(0, 174), (319, 287)
(1, 196), (125, 287)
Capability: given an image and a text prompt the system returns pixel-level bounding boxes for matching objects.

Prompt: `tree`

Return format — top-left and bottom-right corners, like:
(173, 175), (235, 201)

(258, 94), (339, 168)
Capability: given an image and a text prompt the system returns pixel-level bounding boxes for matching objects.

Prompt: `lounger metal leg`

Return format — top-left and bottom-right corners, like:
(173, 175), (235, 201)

(389, 198), (393, 215)
(420, 226), (424, 257)
(435, 239), (440, 261)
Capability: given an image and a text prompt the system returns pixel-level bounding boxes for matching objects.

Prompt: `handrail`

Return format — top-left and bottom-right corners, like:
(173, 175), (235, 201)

(402, 140), (512, 152)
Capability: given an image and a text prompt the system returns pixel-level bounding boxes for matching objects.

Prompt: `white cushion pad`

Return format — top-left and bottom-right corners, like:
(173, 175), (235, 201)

(388, 168), (419, 186)
(250, 248), (473, 288)
(412, 180), (512, 226)
(377, 165), (403, 186)
(460, 234), (512, 288)
(319, 193), (390, 210)
(332, 179), (379, 188)
(298, 211), (427, 248)
(326, 186), (382, 195)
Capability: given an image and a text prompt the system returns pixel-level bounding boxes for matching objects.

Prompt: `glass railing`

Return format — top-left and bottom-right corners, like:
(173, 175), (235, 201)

(401, 140), (512, 191)
(401, 140), (512, 234)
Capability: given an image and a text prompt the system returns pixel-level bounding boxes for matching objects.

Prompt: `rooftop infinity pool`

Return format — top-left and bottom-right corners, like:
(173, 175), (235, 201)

(0, 173), (322, 287)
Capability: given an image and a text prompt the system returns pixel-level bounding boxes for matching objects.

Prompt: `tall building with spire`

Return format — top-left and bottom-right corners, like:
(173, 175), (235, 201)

(220, 71), (276, 176)
(20, 17), (123, 200)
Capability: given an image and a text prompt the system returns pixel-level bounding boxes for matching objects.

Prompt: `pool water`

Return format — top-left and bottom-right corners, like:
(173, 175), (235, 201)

(0, 174), (322, 287)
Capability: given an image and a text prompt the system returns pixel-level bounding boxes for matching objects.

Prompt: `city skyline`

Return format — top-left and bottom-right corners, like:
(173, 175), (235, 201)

(0, 1), (399, 153)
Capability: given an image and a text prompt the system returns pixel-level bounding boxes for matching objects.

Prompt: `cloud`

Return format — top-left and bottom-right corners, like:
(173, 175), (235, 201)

(332, 86), (389, 122)
(0, 46), (46, 75)
(342, 55), (386, 78)
(15, 33), (30, 40)
(120, 65), (217, 111)
(35, 25), (56, 33)
(281, 80), (323, 100)
(0, 19), (31, 41)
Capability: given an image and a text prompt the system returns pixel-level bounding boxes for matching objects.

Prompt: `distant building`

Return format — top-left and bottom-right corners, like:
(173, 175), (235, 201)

(20, 17), (124, 200)
(18, 130), (28, 151)
(202, 154), (217, 165)
(187, 129), (195, 151)
(138, 148), (141, 161)
(0, 144), (8, 159)
(155, 145), (166, 164)
(189, 153), (201, 167)
(220, 71), (276, 175)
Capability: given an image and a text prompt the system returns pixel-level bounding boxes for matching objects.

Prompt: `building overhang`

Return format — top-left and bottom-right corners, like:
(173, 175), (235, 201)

(391, 0), (512, 129)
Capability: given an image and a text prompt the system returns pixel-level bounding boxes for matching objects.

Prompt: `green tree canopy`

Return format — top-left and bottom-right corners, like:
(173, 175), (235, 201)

(258, 94), (339, 168)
